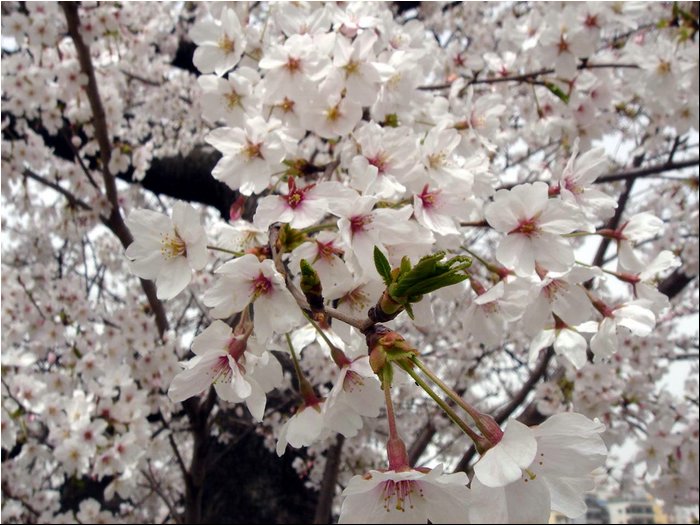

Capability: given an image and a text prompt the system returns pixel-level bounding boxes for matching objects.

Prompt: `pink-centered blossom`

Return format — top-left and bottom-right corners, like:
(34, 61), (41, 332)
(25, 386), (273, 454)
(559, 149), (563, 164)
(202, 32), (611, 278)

(202, 254), (302, 342)
(339, 464), (471, 524)
(323, 355), (383, 438)
(168, 320), (282, 421)
(555, 141), (616, 226)
(413, 183), (472, 236)
(206, 116), (287, 196)
(259, 33), (330, 103)
(471, 413), (607, 523)
(484, 181), (580, 276)
(253, 179), (348, 230)
(289, 231), (354, 300)
(333, 195), (415, 277)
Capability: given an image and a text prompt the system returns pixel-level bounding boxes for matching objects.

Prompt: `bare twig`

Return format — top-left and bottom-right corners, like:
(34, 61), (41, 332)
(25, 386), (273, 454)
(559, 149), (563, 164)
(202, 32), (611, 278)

(22, 169), (92, 211)
(141, 465), (183, 524)
(453, 348), (554, 473)
(268, 224), (373, 332)
(594, 157), (699, 184)
(1, 481), (41, 518)
(419, 62), (640, 90)
(121, 69), (163, 86)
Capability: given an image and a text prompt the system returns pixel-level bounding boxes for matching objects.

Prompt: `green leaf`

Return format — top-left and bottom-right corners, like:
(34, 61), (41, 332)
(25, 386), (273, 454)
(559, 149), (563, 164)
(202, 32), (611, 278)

(416, 271), (470, 295)
(400, 256), (412, 276)
(374, 246), (393, 286)
(404, 302), (415, 320)
(279, 224), (307, 252)
(543, 81), (570, 104)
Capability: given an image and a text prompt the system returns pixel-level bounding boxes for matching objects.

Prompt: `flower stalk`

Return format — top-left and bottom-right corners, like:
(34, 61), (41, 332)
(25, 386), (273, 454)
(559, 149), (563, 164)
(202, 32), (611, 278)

(382, 374), (410, 471)
(411, 356), (504, 446)
(399, 362), (489, 452)
(285, 332), (321, 406)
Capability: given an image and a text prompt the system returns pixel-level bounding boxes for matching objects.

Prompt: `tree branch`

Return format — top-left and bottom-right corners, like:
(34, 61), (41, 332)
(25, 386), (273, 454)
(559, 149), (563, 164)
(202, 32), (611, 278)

(419, 61), (640, 90)
(313, 435), (345, 525)
(454, 348), (554, 473)
(62, 2), (169, 339)
(594, 157), (699, 184)
(407, 417), (437, 466)
(268, 224), (372, 332)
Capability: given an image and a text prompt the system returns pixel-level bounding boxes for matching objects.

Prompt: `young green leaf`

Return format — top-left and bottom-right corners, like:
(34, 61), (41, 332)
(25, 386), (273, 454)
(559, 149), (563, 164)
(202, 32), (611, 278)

(374, 246), (393, 286)
(543, 81), (570, 104)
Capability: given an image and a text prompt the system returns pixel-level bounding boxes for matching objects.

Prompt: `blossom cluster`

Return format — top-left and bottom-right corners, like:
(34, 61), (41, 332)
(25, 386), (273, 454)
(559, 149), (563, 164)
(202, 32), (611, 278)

(1, 2), (697, 524)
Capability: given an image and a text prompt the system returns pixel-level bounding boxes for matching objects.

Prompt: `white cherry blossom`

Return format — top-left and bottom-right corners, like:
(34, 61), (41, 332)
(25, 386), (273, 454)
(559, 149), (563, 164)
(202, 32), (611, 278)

(125, 202), (208, 300)
(339, 464), (471, 524)
(485, 182), (580, 276)
(203, 254), (302, 342)
(471, 414), (607, 523)
(190, 8), (246, 76)
(206, 116), (287, 196)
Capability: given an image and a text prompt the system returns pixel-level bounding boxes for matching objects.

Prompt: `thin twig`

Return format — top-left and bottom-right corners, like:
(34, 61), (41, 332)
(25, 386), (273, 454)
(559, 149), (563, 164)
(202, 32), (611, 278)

(22, 169), (92, 211)
(594, 157), (699, 184)
(268, 224), (373, 332)
(453, 348), (554, 473)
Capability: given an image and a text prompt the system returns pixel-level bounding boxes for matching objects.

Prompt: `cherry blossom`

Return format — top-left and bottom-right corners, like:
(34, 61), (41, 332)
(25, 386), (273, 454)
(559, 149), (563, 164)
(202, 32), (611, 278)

(189, 8), (247, 76)
(168, 320), (282, 421)
(323, 354), (383, 438)
(206, 116), (288, 196)
(276, 403), (326, 456)
(203, 254), (301, 342)
(1, 2), (697, 523)
(485, 182), (581, 276)
(471, 414), (607, 523)
(339, 465), (471, 524)
(125, 202), (208, 300)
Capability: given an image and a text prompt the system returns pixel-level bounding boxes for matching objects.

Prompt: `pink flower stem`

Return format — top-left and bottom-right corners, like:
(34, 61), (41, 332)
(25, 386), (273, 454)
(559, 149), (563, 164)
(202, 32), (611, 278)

(382, 377), (410, 471)
(302, 311), (351, 368)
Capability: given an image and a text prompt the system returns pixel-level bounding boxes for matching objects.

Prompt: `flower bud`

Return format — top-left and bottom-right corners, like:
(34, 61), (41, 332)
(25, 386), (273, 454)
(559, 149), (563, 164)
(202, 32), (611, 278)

(365, 325), (418, 380)
(299, 259), (324, 312)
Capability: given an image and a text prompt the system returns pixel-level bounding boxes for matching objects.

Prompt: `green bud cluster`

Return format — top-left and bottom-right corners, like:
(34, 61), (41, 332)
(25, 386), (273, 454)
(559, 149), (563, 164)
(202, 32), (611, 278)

(370, 247), (471, 322)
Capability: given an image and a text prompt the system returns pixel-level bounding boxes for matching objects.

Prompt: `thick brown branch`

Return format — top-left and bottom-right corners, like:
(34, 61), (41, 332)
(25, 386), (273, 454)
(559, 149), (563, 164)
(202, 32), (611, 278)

(62, 2), (169, 339)
(658, 268), (695, 297)
(592, 178), (635, 268)
(408, 417), (437, 466)
(61, 3), (116, 208)
(313, 435), (345, 524)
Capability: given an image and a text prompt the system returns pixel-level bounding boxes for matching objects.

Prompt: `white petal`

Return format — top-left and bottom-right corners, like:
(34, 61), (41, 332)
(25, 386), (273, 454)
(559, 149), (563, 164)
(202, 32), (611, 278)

(245, 380), (267, 422)
(529, 329), (555, 365)
(553, 329), (588, 369)
(168, 353), (221, 402)
(155, 257), (192, 300)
